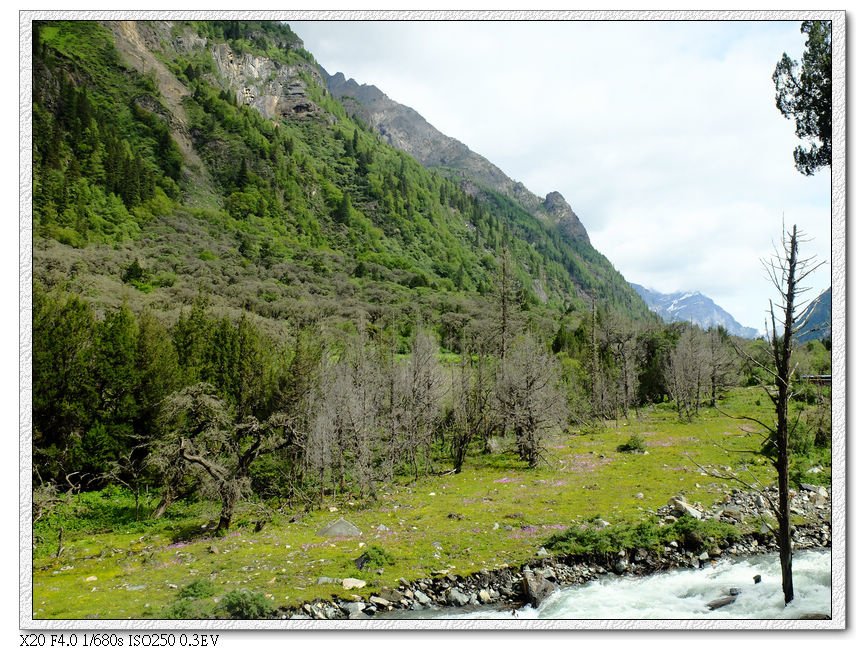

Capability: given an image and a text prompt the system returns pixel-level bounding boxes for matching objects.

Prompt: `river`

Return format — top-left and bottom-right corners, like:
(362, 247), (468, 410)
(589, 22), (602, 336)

(399, 549), (832, 620)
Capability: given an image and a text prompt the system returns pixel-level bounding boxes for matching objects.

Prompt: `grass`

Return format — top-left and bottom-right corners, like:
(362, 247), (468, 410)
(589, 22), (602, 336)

(32, 387), (825, 619)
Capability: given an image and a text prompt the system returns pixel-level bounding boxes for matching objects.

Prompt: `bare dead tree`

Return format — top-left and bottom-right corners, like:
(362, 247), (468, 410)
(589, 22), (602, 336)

(496, 335), (567, 468)
(664, 325), (709, 420)
(706, 326), (738, 407)
(448, 339), (495, 473)
(736, 223), (824, 605)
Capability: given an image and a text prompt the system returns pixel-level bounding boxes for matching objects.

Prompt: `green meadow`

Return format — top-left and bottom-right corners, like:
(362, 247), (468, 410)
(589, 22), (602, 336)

(32, 387), (827, 620)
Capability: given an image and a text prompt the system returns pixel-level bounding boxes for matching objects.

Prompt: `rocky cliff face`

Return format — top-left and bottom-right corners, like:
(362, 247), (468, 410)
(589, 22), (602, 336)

(211, 43), (326, 121)
(325, 71), (591, 246)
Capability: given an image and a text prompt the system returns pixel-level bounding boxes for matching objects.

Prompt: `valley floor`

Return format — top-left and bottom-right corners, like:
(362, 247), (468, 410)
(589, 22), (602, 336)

(30, 387), (831, 621)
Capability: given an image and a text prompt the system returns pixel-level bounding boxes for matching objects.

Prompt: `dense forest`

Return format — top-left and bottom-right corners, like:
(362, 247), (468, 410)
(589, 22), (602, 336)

(30, 20), (832, 538)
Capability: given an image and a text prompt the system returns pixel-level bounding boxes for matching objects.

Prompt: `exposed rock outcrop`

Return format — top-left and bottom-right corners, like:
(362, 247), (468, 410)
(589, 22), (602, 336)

(211, 43), (327, 122)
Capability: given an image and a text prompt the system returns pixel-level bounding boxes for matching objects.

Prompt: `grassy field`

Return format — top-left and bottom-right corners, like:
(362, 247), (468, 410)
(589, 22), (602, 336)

(31, 387), (826, 620)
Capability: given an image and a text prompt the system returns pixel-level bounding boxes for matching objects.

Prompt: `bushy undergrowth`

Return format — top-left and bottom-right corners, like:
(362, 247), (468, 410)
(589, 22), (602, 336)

(32, 485), (204, 558)
(546, 516), (741, 557)
(220, 590), (274, 619)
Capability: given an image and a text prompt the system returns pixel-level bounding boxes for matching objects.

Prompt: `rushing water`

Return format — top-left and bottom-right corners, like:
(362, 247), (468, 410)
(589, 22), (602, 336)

(418, 549), (831, 620)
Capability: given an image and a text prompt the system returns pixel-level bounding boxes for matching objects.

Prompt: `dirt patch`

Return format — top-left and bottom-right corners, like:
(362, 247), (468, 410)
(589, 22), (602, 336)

(559, 454), (613, 473)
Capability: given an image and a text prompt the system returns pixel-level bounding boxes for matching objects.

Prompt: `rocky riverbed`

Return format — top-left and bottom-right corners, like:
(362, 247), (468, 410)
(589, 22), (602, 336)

(276, 485), (832, 620)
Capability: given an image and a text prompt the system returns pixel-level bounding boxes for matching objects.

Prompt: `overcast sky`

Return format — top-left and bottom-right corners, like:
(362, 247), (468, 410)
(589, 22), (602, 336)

(291, 19), (832, 331)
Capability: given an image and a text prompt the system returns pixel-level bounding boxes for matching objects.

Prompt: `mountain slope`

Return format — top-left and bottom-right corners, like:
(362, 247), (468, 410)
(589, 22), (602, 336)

(631, 283), (760, 339)
(324, 70), (591, 246)
(794, 288), (831, 343)
(322, 68), (652, 319)
(32, 19), (651, 343)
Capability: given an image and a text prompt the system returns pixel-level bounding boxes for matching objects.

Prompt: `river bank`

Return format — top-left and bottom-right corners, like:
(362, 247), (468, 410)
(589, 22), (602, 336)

(277, 484), (831, 620)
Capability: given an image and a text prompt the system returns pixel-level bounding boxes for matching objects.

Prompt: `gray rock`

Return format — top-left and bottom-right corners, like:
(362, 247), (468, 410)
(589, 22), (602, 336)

(378, 587), (403, 603)
(317, 517), (362, 537)
(414, 590), (432, 606)
(522, 569), (557, 607)
(706, 595), (737, 610)
(670, 498), (702, 519)
(478, 589), (492, 604)
(753, 574), (762, 584)
(317, 576), (339, 585)
(342, 578), (366, 590)
(339, 601), (367, 619)
(446, 587), (471, 607)
(369, 596), (391, 608)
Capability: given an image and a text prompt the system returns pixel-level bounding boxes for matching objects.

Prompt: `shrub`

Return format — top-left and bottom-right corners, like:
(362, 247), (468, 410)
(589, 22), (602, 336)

(354, 544), (396, 570)
(179, 578), (215, 600)
(160, 599), (214, 620)
(546, 517), (741, 557)
(220, 590), (274, 619)
(616, 434), (647, 453)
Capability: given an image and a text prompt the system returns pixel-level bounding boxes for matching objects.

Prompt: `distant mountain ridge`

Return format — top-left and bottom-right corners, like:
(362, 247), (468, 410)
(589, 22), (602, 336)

(630, 283), (760, 339)
(794, 288), (831, 343)
(324, 71), (591, 246)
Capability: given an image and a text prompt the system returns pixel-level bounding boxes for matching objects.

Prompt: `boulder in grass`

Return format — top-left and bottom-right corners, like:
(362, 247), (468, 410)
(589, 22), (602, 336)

(317, 517), (362, 538)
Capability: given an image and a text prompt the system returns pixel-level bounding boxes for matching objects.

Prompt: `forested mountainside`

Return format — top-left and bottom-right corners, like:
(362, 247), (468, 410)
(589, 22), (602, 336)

(32, 19), (666, 493)
(32, 19), (648, 333)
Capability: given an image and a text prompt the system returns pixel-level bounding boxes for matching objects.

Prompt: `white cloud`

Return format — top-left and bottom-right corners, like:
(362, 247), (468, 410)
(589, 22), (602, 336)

(291, 18), (833, 330)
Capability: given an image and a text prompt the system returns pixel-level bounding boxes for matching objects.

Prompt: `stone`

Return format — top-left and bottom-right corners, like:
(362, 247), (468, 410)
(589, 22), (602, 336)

(446, 587), (471, 607)
(317, 517), (362, 538)
(414, 590), (432, 606)
(379, 587), (403, 603)
(339, 601), (366, 618)
(522, 569), (557, 608)
(707, 595), (737, 610)
(369, 596), (390, 608)
(85, 576), (98, 582)
(669, 498), (702, 519)
(729, 587), (741, 596)
(536, 547), (549, 558)
(317, 577), (339, 585)
(478, 589), (492, 604)
(753, 574), (762, 584)
(342, 578), (366, 590)
(698, 551), (710, 561)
